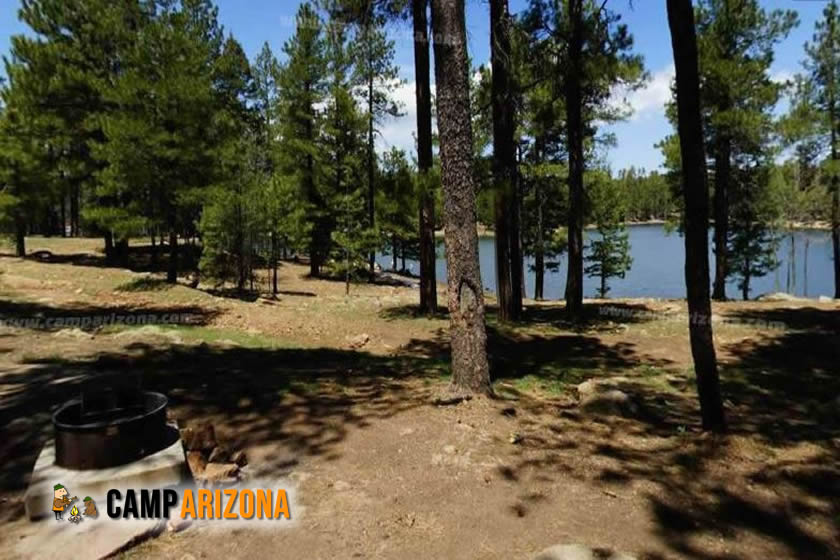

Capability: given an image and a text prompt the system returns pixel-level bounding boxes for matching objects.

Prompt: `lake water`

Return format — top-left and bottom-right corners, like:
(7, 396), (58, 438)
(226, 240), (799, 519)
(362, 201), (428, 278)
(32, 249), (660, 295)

(376, 224), (835, 300)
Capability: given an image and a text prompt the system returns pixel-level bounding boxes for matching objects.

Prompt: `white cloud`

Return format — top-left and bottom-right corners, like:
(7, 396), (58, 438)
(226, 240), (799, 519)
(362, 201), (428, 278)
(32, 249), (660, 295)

(770, 69), (795, 85)
(376, 80), (426, 157)
(610, 64), (675, 121)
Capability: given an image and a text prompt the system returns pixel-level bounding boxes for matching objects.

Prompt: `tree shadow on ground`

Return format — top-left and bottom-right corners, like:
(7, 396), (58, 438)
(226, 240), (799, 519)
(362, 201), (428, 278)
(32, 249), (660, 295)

(487, 305), (840, 559)
(17, 243), (202, 275)
(380, 301), (664, 330)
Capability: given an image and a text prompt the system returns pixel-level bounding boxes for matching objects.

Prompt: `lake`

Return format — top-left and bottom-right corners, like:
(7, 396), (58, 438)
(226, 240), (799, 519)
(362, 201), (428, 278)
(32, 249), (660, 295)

(376, 224), (835, 300)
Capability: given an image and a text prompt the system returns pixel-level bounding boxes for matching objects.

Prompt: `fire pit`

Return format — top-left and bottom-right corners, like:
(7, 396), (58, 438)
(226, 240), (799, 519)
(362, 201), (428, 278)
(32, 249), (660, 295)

(52, 389), (173, 470)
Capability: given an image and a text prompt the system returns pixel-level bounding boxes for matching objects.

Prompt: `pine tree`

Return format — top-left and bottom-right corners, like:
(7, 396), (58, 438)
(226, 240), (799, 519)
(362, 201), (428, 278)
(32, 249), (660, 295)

(0, 74), (53, 257)
(800, 0), (840, 299)
(199, 36), (261, 291)
(726, 163), (781, 300)
(430, 0), (491, 396)
(522, 0), (645, 317)
(277, 3), (330, 276)
(322, 4), (370, 292)
(666, 0), (726, 432)
(585, 171), (632, 298)
(349, 4), (403, 280)
(378, 148), (419, 272)
(95, 0), (223, 283)
(490, 0), (522, 321)
(693, 0), (797, 300)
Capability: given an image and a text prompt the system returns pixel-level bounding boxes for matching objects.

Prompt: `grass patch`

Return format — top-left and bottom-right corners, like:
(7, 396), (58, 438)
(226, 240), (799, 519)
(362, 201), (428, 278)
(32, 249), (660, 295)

(100, 323), (295, 349)
(115, 277), (173, 292)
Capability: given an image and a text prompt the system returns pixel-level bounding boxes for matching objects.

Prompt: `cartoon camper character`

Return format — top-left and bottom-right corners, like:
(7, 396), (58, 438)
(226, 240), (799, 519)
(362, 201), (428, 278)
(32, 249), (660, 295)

(52, 484), (77, 520)
(83, 496), (98, 518)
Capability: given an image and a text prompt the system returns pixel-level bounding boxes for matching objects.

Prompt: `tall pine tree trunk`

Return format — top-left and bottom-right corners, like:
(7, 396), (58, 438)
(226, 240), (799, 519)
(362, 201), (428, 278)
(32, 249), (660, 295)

(414, 0), (438, 315)
(14, 213), (26, 258)
(832, 114), (840, 299)
(667, 0), (726, 433)
(368, 68), (376, 281)
(564, 0), (584, 317)
(535, 181), (545, 301)
(431, 0), (491, 396)
(70, 183), (80, 236)
(712, 133), (731, 300)
(167, 217), (178, 284)
(490, 0), (517, 322)
(60, 192), (67, 238)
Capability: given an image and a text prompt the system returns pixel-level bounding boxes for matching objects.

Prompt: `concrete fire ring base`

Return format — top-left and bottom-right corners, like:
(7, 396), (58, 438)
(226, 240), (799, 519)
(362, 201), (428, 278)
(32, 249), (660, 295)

(15, 424), (187, 560)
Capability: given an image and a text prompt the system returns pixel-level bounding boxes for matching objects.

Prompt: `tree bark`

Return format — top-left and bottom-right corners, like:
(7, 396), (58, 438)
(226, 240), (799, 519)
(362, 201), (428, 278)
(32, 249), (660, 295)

(367, 46), (377, 282)
(60, 191), (67, 238)
(712, 133), (730, 300)
(70, 183), (80, 236)
(167, 226), (178, 284)
(667, 0), (726, 433)
(14, 214), (26, 257)
(564, 0), (585, 317)
(430, 0), (491, 395)
(490, 0), (518, 322)
(535, 180), (545, 301)
(413, 0), (438, 315)
(832, 107), (840, 299)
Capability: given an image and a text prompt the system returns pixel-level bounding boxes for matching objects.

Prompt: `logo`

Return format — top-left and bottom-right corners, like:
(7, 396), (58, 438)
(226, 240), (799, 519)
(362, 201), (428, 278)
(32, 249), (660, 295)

(52, 484), (98, 523)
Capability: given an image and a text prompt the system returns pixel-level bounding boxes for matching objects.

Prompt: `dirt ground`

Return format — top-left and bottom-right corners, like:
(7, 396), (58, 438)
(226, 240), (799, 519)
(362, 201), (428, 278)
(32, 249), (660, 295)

(0, 237), (838, 560)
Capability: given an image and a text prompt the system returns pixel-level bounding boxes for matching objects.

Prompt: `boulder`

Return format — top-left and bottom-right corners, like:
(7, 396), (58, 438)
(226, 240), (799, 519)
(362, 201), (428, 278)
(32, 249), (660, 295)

(576, 379), (641, 418)
(533, 544), (637, 560)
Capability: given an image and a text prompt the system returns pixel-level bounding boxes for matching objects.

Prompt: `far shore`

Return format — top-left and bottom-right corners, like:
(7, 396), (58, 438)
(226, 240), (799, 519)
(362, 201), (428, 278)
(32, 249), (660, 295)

(435, 219), (833, 238)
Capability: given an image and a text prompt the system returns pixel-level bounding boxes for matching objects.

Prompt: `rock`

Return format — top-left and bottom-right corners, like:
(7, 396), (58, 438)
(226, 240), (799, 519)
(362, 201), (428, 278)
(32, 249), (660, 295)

(207, 446), (229, 464)
(186, 451), (207, 477)
(230, 450), (248, 467)
(346, 333), (370, 349)
(756, 292), (800, 302)
(181, 424), (216, 452)
(167, 516), (192, 533)
(198, 463), (239, 483)
(533, 544), (637, 560)
(580, 389), (640, 417)
(818, 295), (833, 303)
(443, 445), (457, 455)
(52, 328), (93, 340)
(333, 480), (351, 491)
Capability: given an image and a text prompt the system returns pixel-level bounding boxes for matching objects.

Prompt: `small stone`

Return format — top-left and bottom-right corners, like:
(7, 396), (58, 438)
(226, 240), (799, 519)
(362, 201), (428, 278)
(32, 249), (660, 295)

(443, 445), (457, 455)
(186, 451), (207, 477)
(208, 446), (229, 463)
(333, 480), (351, 491)
(168, 516), (193, 533)
(346, 333), (370, 349)
(230, 450), (248, 467)
(509, 433), (523, 444)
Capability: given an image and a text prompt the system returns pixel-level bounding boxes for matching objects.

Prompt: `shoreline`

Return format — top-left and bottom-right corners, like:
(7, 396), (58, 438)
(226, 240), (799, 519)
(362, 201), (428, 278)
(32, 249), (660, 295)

(435, 220), (833, 238)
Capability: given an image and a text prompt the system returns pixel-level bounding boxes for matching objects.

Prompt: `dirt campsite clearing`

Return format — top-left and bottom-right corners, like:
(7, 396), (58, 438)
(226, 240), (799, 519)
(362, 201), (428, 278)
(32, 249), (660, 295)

(0, 237), (838, 560)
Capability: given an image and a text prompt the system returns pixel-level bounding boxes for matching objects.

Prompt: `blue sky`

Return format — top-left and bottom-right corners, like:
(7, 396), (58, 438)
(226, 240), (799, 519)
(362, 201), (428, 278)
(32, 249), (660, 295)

(0, 0), (830, 171)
